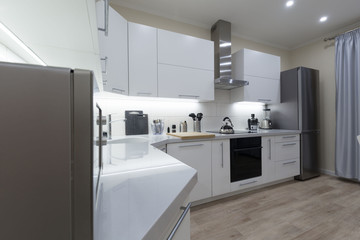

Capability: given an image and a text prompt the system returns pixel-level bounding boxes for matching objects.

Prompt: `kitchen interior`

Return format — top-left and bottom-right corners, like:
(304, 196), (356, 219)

(1, 0), (360, 240)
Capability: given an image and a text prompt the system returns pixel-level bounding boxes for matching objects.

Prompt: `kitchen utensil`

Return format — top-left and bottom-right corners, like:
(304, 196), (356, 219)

(189, 113), (196, 121)
(220, 117), (234, 134)
(151, 119), (164, 135)
(194, 120), (201, 132)
(196, 113), (203, 121)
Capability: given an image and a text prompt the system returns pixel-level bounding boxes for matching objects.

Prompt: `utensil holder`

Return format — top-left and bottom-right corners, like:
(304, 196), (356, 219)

(193, 120), (201, 132)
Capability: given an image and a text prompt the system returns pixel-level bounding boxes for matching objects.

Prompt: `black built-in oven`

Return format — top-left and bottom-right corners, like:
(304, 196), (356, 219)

(230, 137), (262, 182)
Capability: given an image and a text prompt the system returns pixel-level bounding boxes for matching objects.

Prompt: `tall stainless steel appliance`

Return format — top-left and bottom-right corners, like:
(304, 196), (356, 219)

(272, 67), (320, 180)
(0, 62), (102, 240)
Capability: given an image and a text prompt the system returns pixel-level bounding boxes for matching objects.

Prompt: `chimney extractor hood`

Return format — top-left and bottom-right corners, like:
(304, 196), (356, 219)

(211, 20), (248, 90)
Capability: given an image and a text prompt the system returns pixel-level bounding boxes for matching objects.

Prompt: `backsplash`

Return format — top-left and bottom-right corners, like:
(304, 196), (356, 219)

(94, 89), (264, 137)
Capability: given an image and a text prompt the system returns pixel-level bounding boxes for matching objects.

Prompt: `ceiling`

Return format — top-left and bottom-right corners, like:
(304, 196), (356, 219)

(110, 0), (360, 50)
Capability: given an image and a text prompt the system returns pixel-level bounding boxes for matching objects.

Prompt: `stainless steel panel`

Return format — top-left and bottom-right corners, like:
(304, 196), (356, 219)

(72, 69), (93, 240)
(0, 62), (72, 240)
(295, 131), (320, 180)
(271, 68), (299, 129)
(299, 67), (319, 131)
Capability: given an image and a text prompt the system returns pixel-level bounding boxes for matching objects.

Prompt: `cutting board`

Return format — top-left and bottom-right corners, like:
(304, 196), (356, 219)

(166, 132), (215, 140)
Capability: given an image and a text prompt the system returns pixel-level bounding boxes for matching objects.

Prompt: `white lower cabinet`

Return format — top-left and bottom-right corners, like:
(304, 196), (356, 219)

(262, 134), (300, 183)
(262, 136), (276, 183)
(167, 141), (212, 202)
(211, 140), (230, 196)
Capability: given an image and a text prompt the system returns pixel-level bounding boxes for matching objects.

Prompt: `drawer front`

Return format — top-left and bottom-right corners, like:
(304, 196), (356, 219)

(275, 141), (300, 161)
(230, 177), (262, 192)
(275, 159), (300, 180)
(275, 135), (300, 143)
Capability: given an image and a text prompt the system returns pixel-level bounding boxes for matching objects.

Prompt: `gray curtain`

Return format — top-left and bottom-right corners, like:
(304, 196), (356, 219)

(335, 28), (360, 180)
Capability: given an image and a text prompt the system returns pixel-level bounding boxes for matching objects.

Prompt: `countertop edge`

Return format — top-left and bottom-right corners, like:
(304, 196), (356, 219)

(143, 172), (197, 240)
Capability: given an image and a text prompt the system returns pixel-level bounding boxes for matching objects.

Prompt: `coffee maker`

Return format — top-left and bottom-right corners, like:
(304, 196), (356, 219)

(259, 107), (272, 129)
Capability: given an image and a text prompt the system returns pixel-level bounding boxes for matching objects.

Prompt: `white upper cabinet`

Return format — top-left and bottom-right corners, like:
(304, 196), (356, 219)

(128, 22), (157, 97)
(158, 29), (214, 71)
(231, 48), (280, 103)
(233, 49), (280, 80)
(0, 0), (102, 89)
(158, 64), (214, 100)
(97, 1), (128, 95)
(157, 30), (214, 100)
(230, 75), (280, 103)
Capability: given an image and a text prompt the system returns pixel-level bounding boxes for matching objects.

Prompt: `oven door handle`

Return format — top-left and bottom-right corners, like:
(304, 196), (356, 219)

(232, 146), (263, 152)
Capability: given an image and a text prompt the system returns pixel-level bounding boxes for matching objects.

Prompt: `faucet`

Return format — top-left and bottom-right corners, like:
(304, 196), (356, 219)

(108, 114), (126, 140)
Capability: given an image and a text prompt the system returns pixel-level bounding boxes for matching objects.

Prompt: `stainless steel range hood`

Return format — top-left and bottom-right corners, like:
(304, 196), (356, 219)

(211, 20), (248, 90)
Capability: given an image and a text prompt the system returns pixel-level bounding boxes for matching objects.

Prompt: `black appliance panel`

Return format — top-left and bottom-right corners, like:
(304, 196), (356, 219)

(230, 137), (262, 182)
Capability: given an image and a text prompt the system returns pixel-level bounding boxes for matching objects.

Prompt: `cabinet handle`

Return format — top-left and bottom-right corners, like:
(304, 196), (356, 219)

(220, 142), (224, 168)
(167, 202), (192, 240)
(283, 160), (297, 165)
(258, 98), (271, 102)
(268, 138), (271, 160)
(178, 94), (199, 99)
(282, 143), (297, 147)
(239, 180), (257, 186)
(282, 135), (297, 139)
(100, 57), (108, 74)
(112, 88), (126, 94)
(137, 92), (152, 96)
(179, 144), (204, 148)
(98, 0), (109, 36)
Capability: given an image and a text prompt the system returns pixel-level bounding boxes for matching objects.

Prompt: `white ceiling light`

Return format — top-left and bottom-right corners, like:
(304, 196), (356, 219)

(286, 1), (294, 7)
(319, 16), (328, 22)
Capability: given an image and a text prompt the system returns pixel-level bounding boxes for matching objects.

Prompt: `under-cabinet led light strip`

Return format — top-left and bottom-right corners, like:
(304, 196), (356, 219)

(0, 21), (46, 66)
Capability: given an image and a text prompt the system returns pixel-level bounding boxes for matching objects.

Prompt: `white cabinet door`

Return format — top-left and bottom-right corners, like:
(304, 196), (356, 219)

(232, 48), (280, 80)
(243, 49), (280, 80)
(158, 64), (214, 100)
(231, 49), (280, 103)
(275, 159), (300, 180)
(97, 1), (128, 95)
(262, 137), (276, 183)
(158, 29), (214, 71)
(231, 75), (280, 104)
(128, 22), (158, 97)
(167, 141), (212, 202)
(211, 140), (230, 196)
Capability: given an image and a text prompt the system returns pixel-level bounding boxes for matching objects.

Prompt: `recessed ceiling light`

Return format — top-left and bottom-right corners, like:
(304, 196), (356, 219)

(286, 1), (294, 7)
(319, 16), (328, 22)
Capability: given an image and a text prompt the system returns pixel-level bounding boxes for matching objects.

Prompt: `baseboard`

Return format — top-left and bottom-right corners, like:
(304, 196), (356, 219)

(320, 168), (336, 176)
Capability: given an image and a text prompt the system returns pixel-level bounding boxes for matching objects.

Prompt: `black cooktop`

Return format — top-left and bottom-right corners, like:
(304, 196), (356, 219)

(206, 130), (252, 134)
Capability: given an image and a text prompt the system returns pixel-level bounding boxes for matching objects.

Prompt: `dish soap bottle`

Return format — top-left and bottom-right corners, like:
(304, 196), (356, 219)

(248, 114), (259, 132)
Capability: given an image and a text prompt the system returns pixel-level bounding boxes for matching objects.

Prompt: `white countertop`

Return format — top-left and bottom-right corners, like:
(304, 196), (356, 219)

(94, 129), (300, 240)
(94, 137), (197, 240)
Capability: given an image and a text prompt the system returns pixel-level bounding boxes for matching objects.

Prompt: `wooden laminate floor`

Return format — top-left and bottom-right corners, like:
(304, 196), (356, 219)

(190, 175), (360, 240)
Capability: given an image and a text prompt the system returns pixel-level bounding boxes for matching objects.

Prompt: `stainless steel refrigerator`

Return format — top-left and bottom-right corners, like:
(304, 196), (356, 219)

(0, 62), (102, 240)
(272, 66), (320, 180)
